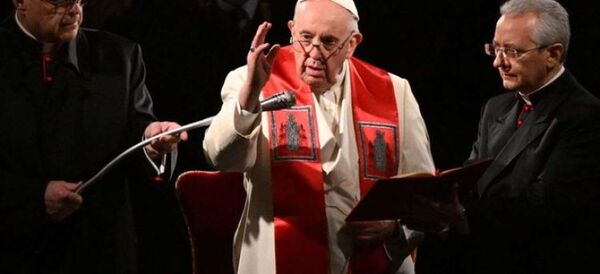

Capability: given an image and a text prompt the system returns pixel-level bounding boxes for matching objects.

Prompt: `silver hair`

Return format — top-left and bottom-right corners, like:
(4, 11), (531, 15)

(500, 0), (570, 62)
(293, 0), (359, 33)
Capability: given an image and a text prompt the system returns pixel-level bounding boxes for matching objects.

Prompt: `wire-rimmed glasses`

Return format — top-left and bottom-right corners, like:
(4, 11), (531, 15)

(484, 43), (548, 59)
(291, 31), (355, 61)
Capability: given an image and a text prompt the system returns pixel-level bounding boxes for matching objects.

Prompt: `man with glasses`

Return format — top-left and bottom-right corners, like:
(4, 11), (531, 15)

(403, 1), (600, 273)
(203, 0), (434, 273)
(0, 0), (187, 273)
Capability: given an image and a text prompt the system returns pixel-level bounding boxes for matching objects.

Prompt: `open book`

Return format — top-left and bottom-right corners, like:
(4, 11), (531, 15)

(345, 158), (493, 222)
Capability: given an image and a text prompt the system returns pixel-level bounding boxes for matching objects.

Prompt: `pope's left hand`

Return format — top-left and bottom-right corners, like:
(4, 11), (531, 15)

(143, 121), (188, 158)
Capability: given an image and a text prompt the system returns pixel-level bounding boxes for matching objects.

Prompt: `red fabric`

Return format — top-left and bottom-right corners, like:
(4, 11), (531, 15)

(263, 46), (399, 273)
(517, 103), (534, 127)
(175, 171), (246, 274)
(41, 53), (54, 82)
(264, 47), (329, 274)
(348, 52), (399, 274)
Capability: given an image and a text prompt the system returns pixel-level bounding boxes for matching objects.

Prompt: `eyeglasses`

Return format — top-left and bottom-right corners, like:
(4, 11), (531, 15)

(40, 0), (86, 9)
(484, 43), (547, 59)
(291, 31), (355, 61)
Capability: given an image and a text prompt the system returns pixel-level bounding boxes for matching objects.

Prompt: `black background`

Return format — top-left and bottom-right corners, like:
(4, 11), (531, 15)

(2, 1), (598, 273)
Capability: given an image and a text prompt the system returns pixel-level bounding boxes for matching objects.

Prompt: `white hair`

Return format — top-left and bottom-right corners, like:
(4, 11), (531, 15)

(500, 0), (570, 62)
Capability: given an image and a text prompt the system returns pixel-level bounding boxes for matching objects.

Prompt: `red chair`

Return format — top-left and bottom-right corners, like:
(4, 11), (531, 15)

(175, 171), (246, 274)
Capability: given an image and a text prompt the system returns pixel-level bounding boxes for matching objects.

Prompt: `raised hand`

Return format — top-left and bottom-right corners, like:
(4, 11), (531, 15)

(239, 22), (280, 112)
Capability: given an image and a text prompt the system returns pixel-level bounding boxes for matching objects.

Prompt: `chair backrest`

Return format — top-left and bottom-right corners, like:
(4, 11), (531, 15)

(175, 171), (246, 274)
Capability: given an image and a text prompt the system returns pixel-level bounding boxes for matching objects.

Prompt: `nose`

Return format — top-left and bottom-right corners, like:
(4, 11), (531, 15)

(492, 51), (508, 68)
(307, 45), (320, 58)
(306, 41), (325, 59)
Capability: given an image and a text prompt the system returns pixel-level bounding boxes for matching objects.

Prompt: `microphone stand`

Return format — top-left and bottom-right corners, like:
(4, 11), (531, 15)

(76, 116), (214, 194)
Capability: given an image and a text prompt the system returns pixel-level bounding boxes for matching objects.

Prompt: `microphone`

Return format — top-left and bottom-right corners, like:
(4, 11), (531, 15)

(77, 90), (296, 194)
(260, 91), (296, 111)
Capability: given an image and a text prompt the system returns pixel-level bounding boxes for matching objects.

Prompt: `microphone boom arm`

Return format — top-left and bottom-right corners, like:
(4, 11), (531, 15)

(76, 116), (214, 194)
(76, 90), (296, 194)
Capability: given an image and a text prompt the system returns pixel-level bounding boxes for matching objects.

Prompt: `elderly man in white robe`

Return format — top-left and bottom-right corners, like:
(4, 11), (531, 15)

(203, 0), (435, 273)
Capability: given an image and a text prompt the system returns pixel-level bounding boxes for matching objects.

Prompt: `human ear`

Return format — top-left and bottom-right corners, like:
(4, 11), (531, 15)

(15, 0), (24, 10)
(344, 32), (363, 59)
(545, 43), (565, 67)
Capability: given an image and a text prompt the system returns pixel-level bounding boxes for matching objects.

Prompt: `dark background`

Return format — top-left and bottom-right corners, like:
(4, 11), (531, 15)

(2, 1), (598, 273)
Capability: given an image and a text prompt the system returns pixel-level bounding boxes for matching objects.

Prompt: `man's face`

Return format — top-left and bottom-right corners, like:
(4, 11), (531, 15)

(492, 12), (553, 94)
(288, 0), (361, 94)
(18, 0), (83, 43)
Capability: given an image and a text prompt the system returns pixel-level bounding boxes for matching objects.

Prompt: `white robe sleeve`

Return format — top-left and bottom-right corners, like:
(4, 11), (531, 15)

(203, 66), (263, 172)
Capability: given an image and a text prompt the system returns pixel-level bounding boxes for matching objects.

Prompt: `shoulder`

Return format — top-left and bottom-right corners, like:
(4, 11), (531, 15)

(483, 92), (515, 112)
(388, 73), (409, 88)
(349, 56), (390, 76)
(79, 28), (136, 46)
(473, 92), (516, 124)
(78, 28), (140, 54)
(561, 73), (600, 107)
(559, 83), (600, 124)
(536, 71), (600, 124)
(486, 92), (515, 105)
(348, 57), (411, 90)
(221, 65), (248, 97)
(225, 65), (248, 82)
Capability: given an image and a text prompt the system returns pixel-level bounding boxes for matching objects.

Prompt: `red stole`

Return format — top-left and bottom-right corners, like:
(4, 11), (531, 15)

(264, 46), (400, 274)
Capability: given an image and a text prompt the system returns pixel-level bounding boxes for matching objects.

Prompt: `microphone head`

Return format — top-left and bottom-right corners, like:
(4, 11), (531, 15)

(281, 90), (296, 108)
(261, 90), (297, 111)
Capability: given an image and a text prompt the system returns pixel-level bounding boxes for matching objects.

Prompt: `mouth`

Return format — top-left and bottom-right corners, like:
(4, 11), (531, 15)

(500, 72), (516, 80)
(60, 19), (79, 31)
(305, 65), (325, 77)
(304, 58), (326, 78)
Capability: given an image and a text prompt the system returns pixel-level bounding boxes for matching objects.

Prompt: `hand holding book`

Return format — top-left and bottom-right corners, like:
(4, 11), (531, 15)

(345, 158), (493, 225)
(400, 183), (469, 234)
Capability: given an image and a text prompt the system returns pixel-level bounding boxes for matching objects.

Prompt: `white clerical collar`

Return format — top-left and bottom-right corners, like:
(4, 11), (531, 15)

(518, 65), (565, 104)
(14, 12), (57, 52)
(14, 12), (37, 41)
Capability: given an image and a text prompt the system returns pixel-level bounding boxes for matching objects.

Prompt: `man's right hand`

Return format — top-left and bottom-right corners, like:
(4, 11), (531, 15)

(239, 21), (280, 112)
(45, 181), (83, 221)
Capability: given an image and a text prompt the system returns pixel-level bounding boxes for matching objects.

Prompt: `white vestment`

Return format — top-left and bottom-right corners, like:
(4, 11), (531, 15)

(203, 61), (435, 274)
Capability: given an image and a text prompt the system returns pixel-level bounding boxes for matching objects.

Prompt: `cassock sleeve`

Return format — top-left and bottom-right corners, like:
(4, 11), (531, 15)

(203, 66), (262, 172)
